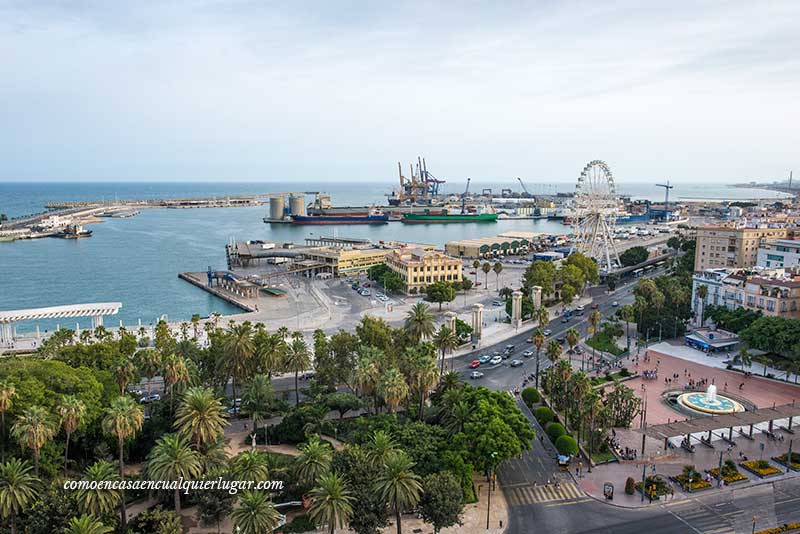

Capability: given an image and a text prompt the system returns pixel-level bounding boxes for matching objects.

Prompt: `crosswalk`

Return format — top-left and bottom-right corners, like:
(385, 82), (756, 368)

(666, 501), (735, 534)
(505, 481), (585, 505)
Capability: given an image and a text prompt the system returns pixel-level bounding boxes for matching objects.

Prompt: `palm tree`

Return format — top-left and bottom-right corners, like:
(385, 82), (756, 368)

(232, 491), (282, 534)
(0, 458), (38, 534)
(588, 310), (602, 369)
(738, 345), (752, 372)
(565, 328), (580, 356)
(309, 472), (354, 534)
(254, 330), (285, 378)
(284, 336), (311, 406)
(65, 515), (113, 534)
(366, 430), (398, 468)
(432, 326), (459, 374)
(56, 395), (86, 475)
(174, 386), (228, 450)
(404, 303), (435, 342)
(190, 314), (201, 339)
(114, 357), (137, 395)
(76, 460), (121, 518)
(546, 339), (563, 365)
(619, 304), (635, 351)
(355, 355), (380, 414)
(102, 395), (143, 533)
(378, 368), (409, 414)
(481, 262), (491, 288)
(471, 260), (480, 284)
(531, 329), (546, 389)
(695, 285), (708, 326)
(147, 434), (202, 514)
(135, 348), (162, 399)
(410, 356), (439, 420)
(11, 406), (56, 476)
(437, 371), (462, 395)
(295, 435), (332, 487)
(535, 306), (550, 329)
(374, 451), (422, 534)
(492, 262), (503, 290)
(223, 322), (255, 410)
(442, 400), (471, 436)
(162, 353), (190, 414)
(230, 450), (270, 483)
(753, 355), (773, 377)
(0, 381), (16, 463)
(242, 374), (274, 440)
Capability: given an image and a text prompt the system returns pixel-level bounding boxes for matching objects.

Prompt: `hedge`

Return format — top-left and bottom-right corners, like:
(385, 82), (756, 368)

(555, 435), (579, 456)
(545, 422), (567, 442)
(534, 406), (554, 425)
(521, 387), (541, 406)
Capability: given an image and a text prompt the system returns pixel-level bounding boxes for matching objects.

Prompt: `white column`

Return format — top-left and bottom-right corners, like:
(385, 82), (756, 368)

(530, 285), (542, 310)
(511, 290), (523, 329)
(444, 311), (457, 333)
(472, 303), (484, 339)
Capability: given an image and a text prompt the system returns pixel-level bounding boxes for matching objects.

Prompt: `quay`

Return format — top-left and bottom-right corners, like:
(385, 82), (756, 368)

(178, 272), (257, 312)
(45, 191), (317, 210)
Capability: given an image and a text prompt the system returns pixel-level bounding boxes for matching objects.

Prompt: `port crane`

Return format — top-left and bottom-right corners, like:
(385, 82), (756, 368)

(461, 178), (471, 214)
(517, 177), (532, 198)
(655, 181), (674, 221)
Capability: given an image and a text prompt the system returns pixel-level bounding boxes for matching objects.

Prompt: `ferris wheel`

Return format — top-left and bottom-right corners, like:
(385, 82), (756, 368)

(571, 160), (620, 271)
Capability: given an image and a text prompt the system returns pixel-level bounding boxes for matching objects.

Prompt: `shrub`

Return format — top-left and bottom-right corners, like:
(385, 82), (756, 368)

(555, 435), (579, 456)
(545, 422), (567, 442)
(619, 367), (630, 377)
(625, 477), (635, 495)
(534, 406), (554, 425)
(281, 514), (315, 533)
(521, 388), (540, 406)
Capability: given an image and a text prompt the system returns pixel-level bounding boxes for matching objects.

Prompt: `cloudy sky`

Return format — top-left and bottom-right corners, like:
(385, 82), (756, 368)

(1, 0), (798, 183)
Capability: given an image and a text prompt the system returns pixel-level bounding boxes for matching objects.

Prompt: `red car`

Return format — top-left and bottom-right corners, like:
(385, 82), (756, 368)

(591, 303), (599, 309)
(469, 360), (481, 369)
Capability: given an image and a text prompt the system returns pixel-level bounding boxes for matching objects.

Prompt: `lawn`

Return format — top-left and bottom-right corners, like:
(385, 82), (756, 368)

(585, 331), (625, 356)
(591, 450), (616, 464)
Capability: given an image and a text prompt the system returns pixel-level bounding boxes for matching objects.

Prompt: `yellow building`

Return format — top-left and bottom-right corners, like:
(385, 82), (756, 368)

(694, 226), (790, 271)
(303, 247), (389, 276)
(386, 249), (463, 292)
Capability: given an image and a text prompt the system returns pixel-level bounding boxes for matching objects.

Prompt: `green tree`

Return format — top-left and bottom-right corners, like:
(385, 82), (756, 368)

(11, 406), (57, 476)
(253, 330), (285, 378)
(0, 458), (38, 534)
(284, 335), (311, 406)
(196, 484), (235, 534)
(432, 326), (459, 374)
(531, 329), (546, 389)
(174, 387), (228, 450)
(523, 261), (558, 296)
(738, 345), (752, 372)
(366, 430), (398, 468)
(0, 381), (17, 463)
(325, 392), (361, 420)
(619, 246), (649, 267)
(135, 348), (162, 400)
(295, 435), (333, 488)
(102, 395), (143, 533)
(162, 353), (190, 414)
(231, 491), (281, 534)
(471, 260), (480, 285)
(113, 357), (137, 395)
(308, 471), (354, 534)
(76, 460), (121, 518)
(147, 434), (202, 514)
(418, 472), (464, 534)
(374, 451), (422, 534)
(242, 374), (274, 438)
(330, 445), (389, 534)
(230, 450), (270, 483)
(223, 322), (255, 409)
(65, 515), (113, 534)
(404, 303), (436, 342)
(378, 368), (409, 414)
(545, 339), (563, 365)
(424, 282), (456, 311)
(56, 395), (86, 475)
(492, 262), (503, 290)
(481, 262), (492, 288)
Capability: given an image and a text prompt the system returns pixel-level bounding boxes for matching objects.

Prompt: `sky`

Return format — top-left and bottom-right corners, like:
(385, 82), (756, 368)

(1, 0), (798, 184)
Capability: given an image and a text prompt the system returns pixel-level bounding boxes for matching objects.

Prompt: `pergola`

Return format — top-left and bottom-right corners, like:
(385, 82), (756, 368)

(636, 402), (800, 452)
(0, 302), (122, 343)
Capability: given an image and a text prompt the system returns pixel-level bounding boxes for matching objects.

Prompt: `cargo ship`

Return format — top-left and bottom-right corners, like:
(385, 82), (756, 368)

(401, 206), (498, 223)
(290, 208), (389, 225)
(54, 224), (92, 238)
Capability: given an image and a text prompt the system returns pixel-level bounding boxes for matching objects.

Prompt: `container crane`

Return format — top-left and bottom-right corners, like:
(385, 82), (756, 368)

(517, 177), (532, 197)
(461, 178), (471, 214)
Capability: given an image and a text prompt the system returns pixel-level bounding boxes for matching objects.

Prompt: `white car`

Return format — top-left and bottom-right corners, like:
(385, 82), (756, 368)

(470, 371), (484, 379)
(612, 301), (619, 307)
(490, 355), (502, 365)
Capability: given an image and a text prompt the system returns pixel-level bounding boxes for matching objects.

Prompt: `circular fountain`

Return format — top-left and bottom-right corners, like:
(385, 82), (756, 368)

(675, 384), (745, 415)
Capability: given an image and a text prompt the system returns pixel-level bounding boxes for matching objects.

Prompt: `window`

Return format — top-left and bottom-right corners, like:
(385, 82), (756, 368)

(767, 300), (775, 312)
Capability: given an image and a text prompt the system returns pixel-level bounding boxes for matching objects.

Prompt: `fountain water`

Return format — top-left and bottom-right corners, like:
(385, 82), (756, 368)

(675, 383), (744, 415)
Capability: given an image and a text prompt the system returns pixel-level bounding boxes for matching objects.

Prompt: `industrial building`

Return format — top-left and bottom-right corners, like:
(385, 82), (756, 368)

(444, 231), (544, 258)
(385, 249), (463, 293)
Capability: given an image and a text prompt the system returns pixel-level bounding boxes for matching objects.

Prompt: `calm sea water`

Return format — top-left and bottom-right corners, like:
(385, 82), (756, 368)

(0, 181), (790, 333)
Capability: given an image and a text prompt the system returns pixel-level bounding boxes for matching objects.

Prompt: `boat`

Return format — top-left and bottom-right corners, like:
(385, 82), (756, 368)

(401, 207), (498, 223)
(55, 224), (92, 238)
(0, 235), (16, 243)
(290, 208), (389, 225)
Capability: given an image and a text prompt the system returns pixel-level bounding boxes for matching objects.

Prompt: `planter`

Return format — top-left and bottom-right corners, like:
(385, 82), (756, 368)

(670, 475), (713, 492)
(740, 460), (782, 478)
(773, 454), (800, 472)
(708, 467), (748, 485)
(754, 522), (800, 534)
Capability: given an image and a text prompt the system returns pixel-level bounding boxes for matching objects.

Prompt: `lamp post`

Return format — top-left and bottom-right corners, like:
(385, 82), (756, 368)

(486, 452), (497, 530)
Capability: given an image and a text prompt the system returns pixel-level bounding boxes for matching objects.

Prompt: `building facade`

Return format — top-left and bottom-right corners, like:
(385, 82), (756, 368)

(691, 268), (800, 322)
(694, 226), (790, 271)
(757, 239), (800, 269)
(386, 249), (463, 292)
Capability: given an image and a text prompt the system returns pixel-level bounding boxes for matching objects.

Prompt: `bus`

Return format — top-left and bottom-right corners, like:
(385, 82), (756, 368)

(632, 268), (644, 278)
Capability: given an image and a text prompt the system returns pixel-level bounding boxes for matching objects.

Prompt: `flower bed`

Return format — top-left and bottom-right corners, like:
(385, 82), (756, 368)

(709, 467), (748, 485)
(773, 453), (800, 472)
(671, 474), (713, 492)
(634, 475), (671, 501)
(754, 521), (800, 534)
(740, 460), (782, 478)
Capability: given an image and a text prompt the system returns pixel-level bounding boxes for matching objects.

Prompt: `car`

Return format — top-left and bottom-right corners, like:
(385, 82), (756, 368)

(561, 316), (570, 323)
(492, 301), (504, 307)
(470, 371), (484, 379)
(575, 346), (584, 354)
(502, 352), (512, 360)
(490, 355), (502, 365)
(362, 282), (371, 287)
(138, 393), (161, 404)
(475, 282), (482, 286)
(505, 344), (515, 351)
(479, 354), (492, 364)
(543, 329), (552, 336)
(469, 360), (481, 369)
(555, 336), (566, 343)
(591, 303), (599, 309)
(576, 305), (585, 312)
(469, 271), (477, 275)
(510, 359), (523, 367)
(612, 301), (619, 307)
(493, 350), (501, 356)
(522, 350), (533, 357)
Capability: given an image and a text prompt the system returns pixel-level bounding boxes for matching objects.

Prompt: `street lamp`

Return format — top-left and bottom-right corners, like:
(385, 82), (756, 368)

(486, 451), (497, 530)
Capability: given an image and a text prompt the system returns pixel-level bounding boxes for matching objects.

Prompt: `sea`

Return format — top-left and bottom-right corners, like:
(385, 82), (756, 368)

(0, 180), (791, 333)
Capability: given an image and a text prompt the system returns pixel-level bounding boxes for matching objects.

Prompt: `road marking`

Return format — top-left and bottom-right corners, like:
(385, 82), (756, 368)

(508, 482), (584, 505)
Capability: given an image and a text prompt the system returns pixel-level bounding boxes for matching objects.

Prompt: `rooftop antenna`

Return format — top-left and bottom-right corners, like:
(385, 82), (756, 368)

(655, 180), (674, 221)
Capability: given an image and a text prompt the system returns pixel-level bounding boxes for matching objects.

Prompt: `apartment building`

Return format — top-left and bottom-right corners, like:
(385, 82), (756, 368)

(694, 226), (790, 271)
(757, 239), (800, 269)
(691, 268), (800, 321)
(386, 249), (462, 292)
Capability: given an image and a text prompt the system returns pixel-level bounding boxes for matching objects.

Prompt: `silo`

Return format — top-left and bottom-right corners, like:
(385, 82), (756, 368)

(269, 196), (285, 220)
(289, 194), (306, 216)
